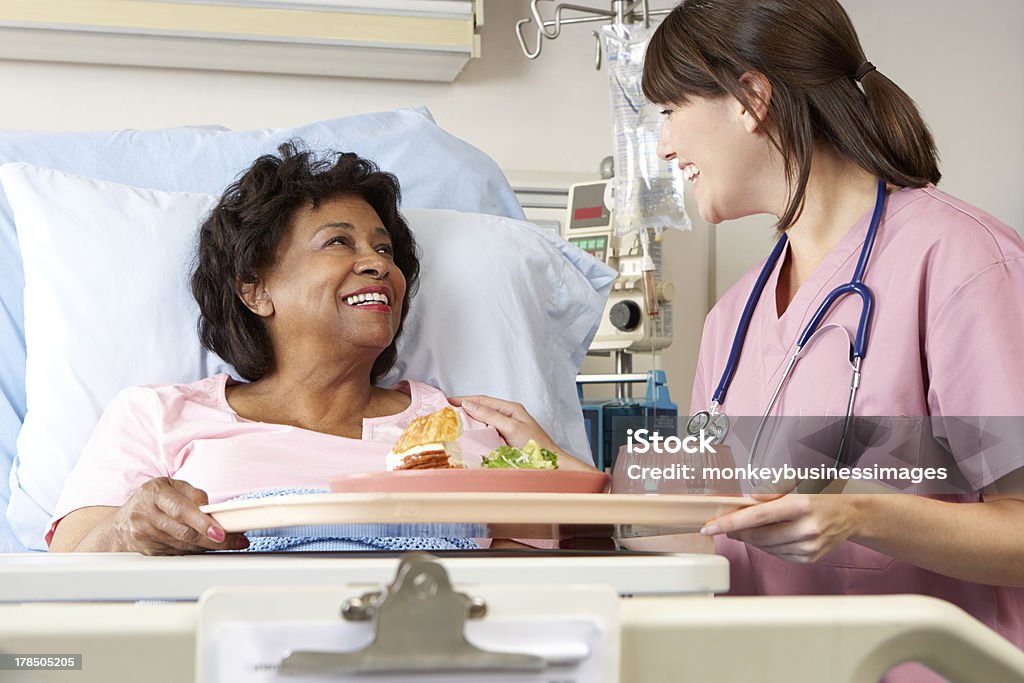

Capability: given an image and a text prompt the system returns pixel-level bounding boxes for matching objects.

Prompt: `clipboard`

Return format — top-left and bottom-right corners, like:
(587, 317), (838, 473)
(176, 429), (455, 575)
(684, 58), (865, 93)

(196, 553), (620, 682)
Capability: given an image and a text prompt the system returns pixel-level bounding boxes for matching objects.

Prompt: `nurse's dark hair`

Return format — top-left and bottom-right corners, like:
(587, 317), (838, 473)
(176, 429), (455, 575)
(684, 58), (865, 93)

(642, 0), (941, 231)
(190, 141), (420, 383)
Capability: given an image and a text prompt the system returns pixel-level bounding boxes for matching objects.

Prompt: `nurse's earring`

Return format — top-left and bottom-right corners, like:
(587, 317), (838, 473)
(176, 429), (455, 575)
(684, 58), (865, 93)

(237, 277), (275, 317)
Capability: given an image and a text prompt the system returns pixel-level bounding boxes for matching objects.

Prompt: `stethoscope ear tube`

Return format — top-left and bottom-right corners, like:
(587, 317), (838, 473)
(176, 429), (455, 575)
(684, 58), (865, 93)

(849, 282), (874, 359)
(797, 281), (875, 359)
(711, 235), (789, 405)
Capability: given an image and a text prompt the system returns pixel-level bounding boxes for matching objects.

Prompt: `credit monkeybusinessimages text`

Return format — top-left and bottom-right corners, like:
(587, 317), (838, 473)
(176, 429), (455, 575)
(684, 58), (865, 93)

(623, 429), (949, 485)
(625, 462), (949, 485)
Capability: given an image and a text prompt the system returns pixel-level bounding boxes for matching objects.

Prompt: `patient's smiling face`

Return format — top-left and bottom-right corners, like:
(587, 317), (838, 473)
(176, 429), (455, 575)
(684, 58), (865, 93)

(259, 194), (407, 361)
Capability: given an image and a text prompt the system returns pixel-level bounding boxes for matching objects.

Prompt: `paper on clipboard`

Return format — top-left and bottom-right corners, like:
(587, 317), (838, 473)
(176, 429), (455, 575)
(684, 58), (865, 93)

(213, 618), (604, 682)
(197, 583), (620, 683)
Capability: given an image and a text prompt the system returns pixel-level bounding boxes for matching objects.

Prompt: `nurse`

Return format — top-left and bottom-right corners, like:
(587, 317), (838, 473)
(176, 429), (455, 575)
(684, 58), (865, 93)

(643, 0), (1024, 670)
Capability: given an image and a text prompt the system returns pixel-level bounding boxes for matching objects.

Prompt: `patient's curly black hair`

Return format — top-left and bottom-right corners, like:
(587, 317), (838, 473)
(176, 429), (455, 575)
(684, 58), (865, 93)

(190, 141), (420, 383)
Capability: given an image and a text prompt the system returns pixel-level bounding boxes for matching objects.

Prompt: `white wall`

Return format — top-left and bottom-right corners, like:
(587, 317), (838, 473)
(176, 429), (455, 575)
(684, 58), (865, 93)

(714, 0), (1024, 297)
(0, 0), (1020, 414)
(0, 1), (615, 172)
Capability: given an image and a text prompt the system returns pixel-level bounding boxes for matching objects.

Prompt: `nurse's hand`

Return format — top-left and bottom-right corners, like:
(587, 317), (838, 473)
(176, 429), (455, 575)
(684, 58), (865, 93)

(450, 395), (597, 472)
(700, 493), (862, 563)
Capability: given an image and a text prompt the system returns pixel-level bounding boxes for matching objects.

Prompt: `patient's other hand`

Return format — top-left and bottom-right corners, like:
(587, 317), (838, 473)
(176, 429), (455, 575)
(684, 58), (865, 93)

(52, 477), (248, 554)
(450, 395), (597, 472)
(110, 477), (248, 555)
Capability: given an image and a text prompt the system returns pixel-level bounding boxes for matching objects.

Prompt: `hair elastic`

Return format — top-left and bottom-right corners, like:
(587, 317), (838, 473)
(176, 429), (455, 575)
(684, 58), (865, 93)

(855, 61), (876, 82)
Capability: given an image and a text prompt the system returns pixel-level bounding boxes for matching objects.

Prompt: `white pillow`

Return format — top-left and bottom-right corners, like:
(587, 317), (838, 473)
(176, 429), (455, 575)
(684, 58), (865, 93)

(1, 163), (613, 550)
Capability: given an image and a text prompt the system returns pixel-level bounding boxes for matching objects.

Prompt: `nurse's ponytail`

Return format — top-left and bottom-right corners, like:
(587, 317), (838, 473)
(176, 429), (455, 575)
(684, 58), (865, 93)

(642, 0), (941, 231)
(857, 67), (941, 187)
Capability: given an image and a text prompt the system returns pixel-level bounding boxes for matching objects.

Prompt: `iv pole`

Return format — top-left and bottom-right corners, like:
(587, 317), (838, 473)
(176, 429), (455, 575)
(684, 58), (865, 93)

(516, 1), (678, 409)
(516, 0), (671, 69)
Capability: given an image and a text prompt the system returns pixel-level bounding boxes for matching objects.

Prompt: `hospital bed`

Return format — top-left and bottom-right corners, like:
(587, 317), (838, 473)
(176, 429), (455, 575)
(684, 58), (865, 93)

(2, 109), (1024, 682)
(4, 551), (1024, 682)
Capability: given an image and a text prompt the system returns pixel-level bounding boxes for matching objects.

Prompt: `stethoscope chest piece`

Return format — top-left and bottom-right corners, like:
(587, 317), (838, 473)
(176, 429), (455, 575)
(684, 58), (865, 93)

(685, 410), (729, 444)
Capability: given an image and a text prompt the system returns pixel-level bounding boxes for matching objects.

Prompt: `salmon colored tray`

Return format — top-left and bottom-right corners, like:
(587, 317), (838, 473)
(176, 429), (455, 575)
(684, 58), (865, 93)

(200, 492), (755, 539)
(329, 469), (611, 494)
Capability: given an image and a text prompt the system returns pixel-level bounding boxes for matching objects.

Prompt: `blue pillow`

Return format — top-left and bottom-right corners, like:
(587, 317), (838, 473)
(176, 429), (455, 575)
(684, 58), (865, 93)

(0, 108), (524, 552)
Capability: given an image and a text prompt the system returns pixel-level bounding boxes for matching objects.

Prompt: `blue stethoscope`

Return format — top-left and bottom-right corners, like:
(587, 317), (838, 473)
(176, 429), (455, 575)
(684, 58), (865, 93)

(686, 179), (888, 467)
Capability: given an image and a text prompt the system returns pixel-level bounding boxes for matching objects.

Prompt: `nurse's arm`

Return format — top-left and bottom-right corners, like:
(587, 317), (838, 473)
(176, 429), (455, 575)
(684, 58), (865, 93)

(855, 482), (1024, 587)
(704, 468), (1024, 587)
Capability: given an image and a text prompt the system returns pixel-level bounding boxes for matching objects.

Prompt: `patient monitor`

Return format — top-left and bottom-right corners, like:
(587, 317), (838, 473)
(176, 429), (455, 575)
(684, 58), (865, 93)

(565, 180), (673, 354)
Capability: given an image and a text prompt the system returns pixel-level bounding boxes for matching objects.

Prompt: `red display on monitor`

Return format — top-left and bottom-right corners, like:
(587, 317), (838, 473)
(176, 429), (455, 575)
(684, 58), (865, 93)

(574, 206), (603, 221)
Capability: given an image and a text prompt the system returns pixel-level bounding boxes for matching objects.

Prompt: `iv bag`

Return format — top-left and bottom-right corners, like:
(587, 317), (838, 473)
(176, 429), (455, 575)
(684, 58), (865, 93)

(601, 22), (691, 236)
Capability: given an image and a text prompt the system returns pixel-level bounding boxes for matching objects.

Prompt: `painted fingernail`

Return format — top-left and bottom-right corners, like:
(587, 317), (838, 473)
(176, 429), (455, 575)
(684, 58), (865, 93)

(700, 524), (720, 536)
(207, 526), (226, 542)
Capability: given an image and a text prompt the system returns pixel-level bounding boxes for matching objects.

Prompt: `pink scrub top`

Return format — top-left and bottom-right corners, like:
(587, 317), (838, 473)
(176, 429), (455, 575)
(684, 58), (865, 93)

(47, 374), (504, 545)
(690, 187), (1024, 667)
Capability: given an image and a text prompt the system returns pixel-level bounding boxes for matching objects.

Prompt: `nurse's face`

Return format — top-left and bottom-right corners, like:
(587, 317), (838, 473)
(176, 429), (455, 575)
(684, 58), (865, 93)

(656, 93), (772, 225)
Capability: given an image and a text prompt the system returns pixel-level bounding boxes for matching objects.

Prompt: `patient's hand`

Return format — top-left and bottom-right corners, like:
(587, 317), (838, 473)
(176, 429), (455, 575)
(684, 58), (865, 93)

(450, 395), (597, 472)
(51, 477), (248, 555)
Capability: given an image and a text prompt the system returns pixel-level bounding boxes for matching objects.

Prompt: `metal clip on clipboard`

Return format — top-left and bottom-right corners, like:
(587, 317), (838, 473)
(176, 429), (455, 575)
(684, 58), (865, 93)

(278, 553), (547, 676)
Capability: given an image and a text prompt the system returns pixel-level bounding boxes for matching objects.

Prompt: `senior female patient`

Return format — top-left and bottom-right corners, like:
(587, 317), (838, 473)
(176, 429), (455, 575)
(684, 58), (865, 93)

(48, 143), (586, 554)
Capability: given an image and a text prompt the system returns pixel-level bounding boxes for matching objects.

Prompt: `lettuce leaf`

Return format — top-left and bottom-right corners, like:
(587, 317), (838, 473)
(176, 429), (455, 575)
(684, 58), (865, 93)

(481, 440), (559, 469)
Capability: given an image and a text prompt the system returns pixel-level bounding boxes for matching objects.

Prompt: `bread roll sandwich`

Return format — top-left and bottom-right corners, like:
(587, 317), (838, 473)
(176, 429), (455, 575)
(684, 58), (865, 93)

(386, 406), (466, 470)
